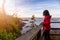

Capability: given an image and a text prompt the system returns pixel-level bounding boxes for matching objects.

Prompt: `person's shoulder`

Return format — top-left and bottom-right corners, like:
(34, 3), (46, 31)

(45, 15), (51, 19)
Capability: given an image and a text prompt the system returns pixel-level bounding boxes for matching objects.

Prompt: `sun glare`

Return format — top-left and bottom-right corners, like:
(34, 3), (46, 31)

(0, 0), (3, 8)
(0, 0), (15, 15)
(5, 0), (15, 15)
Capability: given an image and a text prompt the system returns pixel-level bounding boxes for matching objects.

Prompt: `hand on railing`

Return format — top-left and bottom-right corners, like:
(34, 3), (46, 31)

(39, 23), (43, 27)
(38, 23), (44, 33)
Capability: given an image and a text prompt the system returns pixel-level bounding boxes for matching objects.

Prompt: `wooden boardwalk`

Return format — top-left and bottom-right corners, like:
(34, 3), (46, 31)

(16, 27), (60, 40)
(16, 25), (42, 40)
(16, 22), (60, 40)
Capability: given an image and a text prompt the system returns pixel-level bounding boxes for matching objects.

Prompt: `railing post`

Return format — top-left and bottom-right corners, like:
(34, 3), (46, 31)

(32, 36), (37, 40)
(37, 30), (41, 40)
(31, 29), (41, 40)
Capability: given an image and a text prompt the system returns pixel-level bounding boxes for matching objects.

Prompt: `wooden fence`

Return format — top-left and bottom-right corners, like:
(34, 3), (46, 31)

(16, 22), (60, 40)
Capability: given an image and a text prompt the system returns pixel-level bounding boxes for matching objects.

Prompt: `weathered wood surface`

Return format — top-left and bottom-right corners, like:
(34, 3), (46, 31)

(50, 28), (60, 40)
(16, 25), (42, 40)
(16, 22), (60, 40)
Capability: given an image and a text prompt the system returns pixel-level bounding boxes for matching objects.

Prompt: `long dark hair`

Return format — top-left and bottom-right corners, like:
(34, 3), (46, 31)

(43, 10), (50, 16)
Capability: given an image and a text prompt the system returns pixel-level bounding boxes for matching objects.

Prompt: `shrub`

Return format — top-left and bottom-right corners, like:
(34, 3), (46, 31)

(0, 15), (25, 40)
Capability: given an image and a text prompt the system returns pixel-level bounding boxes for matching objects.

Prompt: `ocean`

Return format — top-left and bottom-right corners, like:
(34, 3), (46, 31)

(22, 18), (60, 28)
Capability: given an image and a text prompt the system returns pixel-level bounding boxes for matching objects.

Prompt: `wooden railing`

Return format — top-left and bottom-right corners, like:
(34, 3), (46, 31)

(50, 22), (60, 40)
(16, 22), (60, 40)
(16, 25), (42, 40)
(40, 22), (60, 40)
(51, 22), (60, 23)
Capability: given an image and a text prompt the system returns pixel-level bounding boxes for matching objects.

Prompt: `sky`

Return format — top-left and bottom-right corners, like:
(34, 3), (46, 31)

(0, 0), (15, 15)
(15, 0), (60, 18)
(0, 0), (60, 18)
(5, 0), (15, 15)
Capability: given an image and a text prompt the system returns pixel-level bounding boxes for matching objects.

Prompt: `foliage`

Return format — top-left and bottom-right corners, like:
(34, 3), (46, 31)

(0, 14), (25, 40)
(0, 29), (16, 40)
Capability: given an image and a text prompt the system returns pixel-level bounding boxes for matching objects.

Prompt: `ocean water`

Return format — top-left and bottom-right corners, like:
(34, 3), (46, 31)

(22, 18), (60, 28)
(35, 18), (60, 28)
(21, 18), (60, 34)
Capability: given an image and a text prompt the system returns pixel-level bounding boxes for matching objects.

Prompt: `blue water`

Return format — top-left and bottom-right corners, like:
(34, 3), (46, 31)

(22, 18), (60, 28)
(35, 18), (60, 28)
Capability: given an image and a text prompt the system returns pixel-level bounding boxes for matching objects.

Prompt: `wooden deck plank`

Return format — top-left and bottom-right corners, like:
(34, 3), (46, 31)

(16, 25), (42, 40)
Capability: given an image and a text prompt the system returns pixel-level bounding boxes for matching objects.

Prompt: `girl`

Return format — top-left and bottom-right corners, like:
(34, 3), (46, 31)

(41, 10), (51, 40)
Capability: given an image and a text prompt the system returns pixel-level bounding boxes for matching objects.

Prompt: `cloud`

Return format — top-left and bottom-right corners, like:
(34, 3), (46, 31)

(15, 0), (60, 17)
(5, 0), (15, 15)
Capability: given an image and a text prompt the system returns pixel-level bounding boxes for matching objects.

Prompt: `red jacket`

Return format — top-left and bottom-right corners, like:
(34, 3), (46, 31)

(42, 16), (51, 30)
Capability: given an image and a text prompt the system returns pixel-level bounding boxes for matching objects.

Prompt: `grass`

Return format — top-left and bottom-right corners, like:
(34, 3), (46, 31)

(0, 14), (25, 40)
